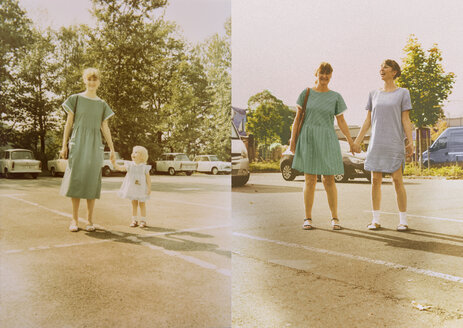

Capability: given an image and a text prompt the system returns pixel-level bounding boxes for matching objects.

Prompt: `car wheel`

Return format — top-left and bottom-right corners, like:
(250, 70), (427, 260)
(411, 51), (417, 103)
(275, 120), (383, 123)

(51, 167), (57, 177)
(168, 167), (176, 176)
(232, 173), (250, 187)
(211, 167), (219, 175)
(185, 171), (193, 176)
(281, 161), (296, 181)
(102, 166), (111, 177)
(334, 173), (349, 183)
(4, 169), (12, 179)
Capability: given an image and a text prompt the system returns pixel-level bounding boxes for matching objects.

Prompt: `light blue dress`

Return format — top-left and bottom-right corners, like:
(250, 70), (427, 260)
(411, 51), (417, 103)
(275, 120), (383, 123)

(60, 94), (114, 199)
(364, 88), (412, 173)
(292, 89), (347, 175)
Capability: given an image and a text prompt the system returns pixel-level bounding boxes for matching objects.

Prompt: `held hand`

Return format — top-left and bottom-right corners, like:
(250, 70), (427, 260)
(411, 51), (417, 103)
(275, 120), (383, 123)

(59, 146), (68, 159)
(405, 142), (414, 157)
(351, 142), (362, 154)
(110, 150), (116, 162)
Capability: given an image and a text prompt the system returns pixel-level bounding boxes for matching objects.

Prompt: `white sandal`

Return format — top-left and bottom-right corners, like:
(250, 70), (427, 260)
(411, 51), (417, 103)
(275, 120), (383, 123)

(130, 220), (138, 227)
(139, 221), (146, 228)
(85, 225), (95, 232)
(69, 223), (79, 232)
(302, 219), (313, 230)
(397, 224), (409, 231)
(367, 222), (381, 230)
(331, 218), (342, 230)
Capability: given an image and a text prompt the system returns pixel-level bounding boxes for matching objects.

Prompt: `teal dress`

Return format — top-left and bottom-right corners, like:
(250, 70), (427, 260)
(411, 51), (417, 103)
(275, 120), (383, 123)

(292, 89), (347, 175)
(60, 94), (114, 199)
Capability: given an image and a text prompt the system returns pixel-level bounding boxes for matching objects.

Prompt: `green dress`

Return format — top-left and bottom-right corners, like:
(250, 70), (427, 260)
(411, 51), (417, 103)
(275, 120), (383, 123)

(60, 94), (114, 199)
(292, 89), (347, 175)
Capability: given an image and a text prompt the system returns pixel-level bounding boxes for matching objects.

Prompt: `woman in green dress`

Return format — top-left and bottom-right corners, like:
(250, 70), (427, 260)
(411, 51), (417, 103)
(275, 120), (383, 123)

(59, 68), (116, 232)
(289, 62), (359, 230)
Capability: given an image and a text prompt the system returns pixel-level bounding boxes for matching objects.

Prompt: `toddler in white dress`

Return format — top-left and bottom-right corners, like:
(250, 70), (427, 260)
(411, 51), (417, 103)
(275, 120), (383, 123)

(111, 146), (151, 227)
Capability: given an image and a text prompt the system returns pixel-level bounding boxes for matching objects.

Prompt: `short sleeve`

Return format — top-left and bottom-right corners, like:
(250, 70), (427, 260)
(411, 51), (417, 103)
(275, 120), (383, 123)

(335, 93), (347, 116)
(103, 101), (115, 121)
(296, 89), (308, 108)
(145, 165), (152, 175)
(62, 94), (78, 114)
(401, 89), (412, 111)
(365, 91), (373, 111)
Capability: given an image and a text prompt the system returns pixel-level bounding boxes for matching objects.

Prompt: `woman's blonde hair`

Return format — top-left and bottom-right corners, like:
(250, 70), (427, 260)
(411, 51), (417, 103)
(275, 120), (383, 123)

(82, 67), (101, 81)
(133, 145), (149, 163)
(315, 62), (333, 76)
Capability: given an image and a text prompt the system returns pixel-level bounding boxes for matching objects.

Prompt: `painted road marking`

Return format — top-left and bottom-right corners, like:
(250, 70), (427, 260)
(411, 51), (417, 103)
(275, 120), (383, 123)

(364, 210), (463, 223)
(3, 195), (230, 276)
(234, 232), (463, 284)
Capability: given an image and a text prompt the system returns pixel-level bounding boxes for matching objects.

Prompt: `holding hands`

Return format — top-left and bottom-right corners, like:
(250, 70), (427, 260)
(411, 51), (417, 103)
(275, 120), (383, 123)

(349, 141), (362, 155)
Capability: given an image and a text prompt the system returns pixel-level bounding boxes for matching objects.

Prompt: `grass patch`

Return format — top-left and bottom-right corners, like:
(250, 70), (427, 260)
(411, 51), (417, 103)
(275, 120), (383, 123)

(404, 163), (463, 179)
(250, 161), (280, 172)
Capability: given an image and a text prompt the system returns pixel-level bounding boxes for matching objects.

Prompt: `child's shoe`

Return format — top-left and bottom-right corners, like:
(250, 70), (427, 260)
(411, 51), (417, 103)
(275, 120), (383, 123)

(139, 220), (146, 228)
(130, 220), (138, 227)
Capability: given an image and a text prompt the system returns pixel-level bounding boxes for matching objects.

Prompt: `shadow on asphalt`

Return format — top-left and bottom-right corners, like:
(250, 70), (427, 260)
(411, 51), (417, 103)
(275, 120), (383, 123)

(316, 227), (463, 258)
(85, 227), (231, 258)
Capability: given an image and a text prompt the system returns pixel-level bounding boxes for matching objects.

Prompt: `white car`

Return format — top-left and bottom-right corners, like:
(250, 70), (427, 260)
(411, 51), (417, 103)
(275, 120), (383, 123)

(155, 153), (197, 176)
(47, 151), (125, 177)
(0, 149), (42, 179)
(194, 155), (231, 175)
(231, 122), (250, 186)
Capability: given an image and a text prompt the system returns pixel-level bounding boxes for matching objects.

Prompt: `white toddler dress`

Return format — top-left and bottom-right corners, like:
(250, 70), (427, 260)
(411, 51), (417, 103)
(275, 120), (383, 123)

(118, 161), (151, 202)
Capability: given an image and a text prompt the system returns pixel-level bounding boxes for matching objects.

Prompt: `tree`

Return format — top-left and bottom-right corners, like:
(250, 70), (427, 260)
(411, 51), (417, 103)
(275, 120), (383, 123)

(247, 90), (295, 148)
(397, 35), (456, 164)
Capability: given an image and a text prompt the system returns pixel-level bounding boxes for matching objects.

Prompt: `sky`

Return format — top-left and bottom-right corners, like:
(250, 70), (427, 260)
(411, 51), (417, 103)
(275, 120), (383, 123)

(19, 0), (231, 44)
(232, 0), (463, 125)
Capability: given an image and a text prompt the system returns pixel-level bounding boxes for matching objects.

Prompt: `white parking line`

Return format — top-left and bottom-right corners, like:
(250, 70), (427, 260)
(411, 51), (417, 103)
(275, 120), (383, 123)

(364, 210), (463, 223)
(3, 195), (230, 277)
(234, 232), (463, 284)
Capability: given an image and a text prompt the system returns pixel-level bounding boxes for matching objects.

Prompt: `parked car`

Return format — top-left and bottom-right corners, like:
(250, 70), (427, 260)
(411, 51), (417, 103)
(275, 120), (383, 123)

(194, 155), (231, 175)
(231, 122), (250, 187)
(279, 140), (370, 183)
(47, 151), (125, 177)
(0, 149), (42, 179)
(422, 127), (463, 166)
(47, 154), (67, 177)
(155, 153), (197, 176)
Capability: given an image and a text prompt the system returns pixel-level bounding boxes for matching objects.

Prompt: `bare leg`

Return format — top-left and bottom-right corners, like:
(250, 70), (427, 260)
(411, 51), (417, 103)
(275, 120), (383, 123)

(139, 202), (146, 217)
(371, 172), (383, 211)
(322, 175), (338, 219)
(71, 198), (80, 225)
(303, 174), (317, 219)
(86, 199), (95, 225)
(391, 167), (407, 212)
(132, 200), (138, 217)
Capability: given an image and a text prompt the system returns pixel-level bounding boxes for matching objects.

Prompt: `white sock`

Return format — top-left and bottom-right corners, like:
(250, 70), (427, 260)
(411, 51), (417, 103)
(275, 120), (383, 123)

(399, 212), (408, 225)
(372, 210), (380, 224)
(132, 216), (138, 221)
(140, 217), (146, 221)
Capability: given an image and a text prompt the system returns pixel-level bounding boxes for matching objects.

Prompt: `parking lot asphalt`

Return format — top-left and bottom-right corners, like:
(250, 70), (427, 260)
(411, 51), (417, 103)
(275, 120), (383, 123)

(0, 174), (231, 328)
(232, 173), (463, 328)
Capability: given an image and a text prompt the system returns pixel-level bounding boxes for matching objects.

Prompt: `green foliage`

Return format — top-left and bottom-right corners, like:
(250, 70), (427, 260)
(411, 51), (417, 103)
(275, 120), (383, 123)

(397, 35), (456, 128)
(249, 160), (280, 172)
(404, 163), (463, 179)
(246, 90), (295, 148)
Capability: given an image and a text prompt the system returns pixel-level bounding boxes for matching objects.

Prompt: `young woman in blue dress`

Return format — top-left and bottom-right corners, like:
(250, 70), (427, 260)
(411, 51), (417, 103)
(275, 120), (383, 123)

(354, 60), (414, 231)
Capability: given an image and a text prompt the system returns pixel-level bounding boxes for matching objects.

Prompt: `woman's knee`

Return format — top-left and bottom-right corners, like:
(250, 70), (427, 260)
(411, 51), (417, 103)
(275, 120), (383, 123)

(304, 175), (317, 186)
(322, 175), (335, 187)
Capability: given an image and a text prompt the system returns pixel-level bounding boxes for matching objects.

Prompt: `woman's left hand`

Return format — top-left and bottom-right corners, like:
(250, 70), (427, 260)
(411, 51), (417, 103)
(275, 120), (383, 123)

(405, 142), (414, 157)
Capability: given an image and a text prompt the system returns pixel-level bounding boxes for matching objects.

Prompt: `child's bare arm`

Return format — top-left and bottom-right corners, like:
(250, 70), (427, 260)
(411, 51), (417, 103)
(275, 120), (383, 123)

(111, 159), (126, 171)
(146, 172), (151, 195)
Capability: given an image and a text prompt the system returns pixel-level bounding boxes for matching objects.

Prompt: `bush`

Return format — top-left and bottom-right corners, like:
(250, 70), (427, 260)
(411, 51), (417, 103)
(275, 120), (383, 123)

(404, 163), (463, 179)
(250, 161), (280, 172)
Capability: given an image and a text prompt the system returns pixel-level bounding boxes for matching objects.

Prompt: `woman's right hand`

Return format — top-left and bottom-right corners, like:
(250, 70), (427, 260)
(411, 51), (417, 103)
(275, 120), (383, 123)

(289, 142), (296, 154)
(59, 145), (68, 159)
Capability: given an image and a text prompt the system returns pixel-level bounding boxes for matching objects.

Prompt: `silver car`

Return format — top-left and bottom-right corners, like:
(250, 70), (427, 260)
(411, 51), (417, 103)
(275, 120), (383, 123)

(0, 149), (42, 179)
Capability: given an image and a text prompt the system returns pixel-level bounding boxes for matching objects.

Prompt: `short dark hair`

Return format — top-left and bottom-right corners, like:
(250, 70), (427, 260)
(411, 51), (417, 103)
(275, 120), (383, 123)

(315, 62), (333, 76)
(383, 59), (401, 79)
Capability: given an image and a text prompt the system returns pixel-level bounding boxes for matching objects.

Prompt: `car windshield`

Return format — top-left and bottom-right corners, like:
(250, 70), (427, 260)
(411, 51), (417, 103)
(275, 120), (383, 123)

(104, 152), (121, 160)
(175, 154), (189, 161)
(11, 151), (34, 160)
(209, 155), (219, 161)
